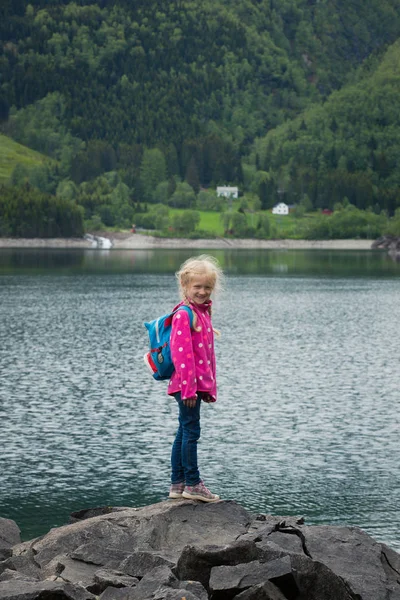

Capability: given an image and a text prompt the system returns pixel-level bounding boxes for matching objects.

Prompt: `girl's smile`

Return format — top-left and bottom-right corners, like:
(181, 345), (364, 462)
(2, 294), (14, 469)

(185, 274), (213, 304)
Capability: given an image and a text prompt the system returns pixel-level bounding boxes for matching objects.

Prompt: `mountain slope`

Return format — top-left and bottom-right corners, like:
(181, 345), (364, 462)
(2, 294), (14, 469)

(1, 0), (400, 150)
(254, 40), (400, 213)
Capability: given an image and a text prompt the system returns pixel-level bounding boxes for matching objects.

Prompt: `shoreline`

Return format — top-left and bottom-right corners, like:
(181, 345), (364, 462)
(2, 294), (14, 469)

(0, 234), (374, 250)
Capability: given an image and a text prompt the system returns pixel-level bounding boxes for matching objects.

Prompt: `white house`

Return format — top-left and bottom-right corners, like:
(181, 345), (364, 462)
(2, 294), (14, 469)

(216, 186), (238, 199)
(272, 202), (289, 215)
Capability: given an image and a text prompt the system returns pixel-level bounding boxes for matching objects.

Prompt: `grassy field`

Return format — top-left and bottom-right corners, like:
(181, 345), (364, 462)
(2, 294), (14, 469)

(0, 134), (49, 184)
(167, 208), (225, 235)
(197, 210), (226, 235)
(167, 206), (316, 238)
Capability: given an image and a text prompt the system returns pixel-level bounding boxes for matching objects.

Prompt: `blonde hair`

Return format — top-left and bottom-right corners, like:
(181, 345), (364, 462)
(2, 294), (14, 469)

(175, 254), (223, 334)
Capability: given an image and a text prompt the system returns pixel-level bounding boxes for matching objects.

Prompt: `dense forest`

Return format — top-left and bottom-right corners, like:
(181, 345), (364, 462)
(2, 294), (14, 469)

(0, 184), (83, 237)
(1, 0), (400, 236)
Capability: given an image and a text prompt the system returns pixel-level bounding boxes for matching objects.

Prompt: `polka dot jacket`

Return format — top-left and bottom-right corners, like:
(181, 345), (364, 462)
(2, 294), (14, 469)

(168, 300), (217, 402)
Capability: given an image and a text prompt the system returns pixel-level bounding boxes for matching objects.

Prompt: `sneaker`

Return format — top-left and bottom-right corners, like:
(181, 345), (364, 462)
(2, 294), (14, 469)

(182, 480), (220, 503)
(169, 482), (185, 499)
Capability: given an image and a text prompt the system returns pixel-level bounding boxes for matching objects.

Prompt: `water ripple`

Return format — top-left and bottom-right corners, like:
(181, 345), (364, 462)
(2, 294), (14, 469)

(0, 273), (399, 551)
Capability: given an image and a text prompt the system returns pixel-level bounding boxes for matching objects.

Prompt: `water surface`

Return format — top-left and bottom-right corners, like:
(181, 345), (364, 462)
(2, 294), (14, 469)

(0, 248), (399, 551)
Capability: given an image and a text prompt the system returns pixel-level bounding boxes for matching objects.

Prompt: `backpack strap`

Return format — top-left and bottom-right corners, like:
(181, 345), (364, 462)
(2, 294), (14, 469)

(161, 305), (193, 331)
(173, 305), (194, 329)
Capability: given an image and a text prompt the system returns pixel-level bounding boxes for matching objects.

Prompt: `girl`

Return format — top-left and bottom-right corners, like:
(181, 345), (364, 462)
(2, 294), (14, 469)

(168, 255), (223, 503)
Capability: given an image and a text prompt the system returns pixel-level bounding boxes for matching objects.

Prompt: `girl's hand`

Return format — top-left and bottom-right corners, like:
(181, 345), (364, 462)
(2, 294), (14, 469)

(183, 394), (197, 408)
(202, 393), (214, 403)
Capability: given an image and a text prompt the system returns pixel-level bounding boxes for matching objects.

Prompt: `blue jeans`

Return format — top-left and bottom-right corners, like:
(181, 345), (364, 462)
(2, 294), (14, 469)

(171, 393), (202, 486)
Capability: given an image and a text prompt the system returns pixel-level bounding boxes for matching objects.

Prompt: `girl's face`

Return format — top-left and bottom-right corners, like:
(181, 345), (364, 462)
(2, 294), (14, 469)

(184, 274), (214, 305)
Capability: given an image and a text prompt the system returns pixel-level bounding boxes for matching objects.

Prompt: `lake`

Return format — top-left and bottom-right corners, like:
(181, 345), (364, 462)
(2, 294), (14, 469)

(0, 248), (399, 551)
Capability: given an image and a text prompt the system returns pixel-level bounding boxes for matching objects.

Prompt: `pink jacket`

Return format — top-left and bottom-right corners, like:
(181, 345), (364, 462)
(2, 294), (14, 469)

(168, 300), (217, 402)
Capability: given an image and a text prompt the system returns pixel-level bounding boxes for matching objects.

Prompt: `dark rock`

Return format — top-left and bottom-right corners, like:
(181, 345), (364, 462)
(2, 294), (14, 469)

(239, 518), (309, 566)
(290, 554), (356, 600)
(209, 556), (299, 600)
(90, 568), (138, 594)
(241, 515), (400, 600)
(127, 565), (177, 600)
(0, 570), (37, 584)
(248, 516), (305, 534)
(240, 516), (305, 546)
(40, 554), (68, 579)
(256, 540), (294, 564)
(178, 580), (208, 600)
(152, 587), (201, 600)
(2, 501), (400, 600)
(32, 500), (251, 568)
(235, 581), (288, 600)
(371, 235), (400, 250)
(381, 542), (400, 577)
(0, 556), (40, 581)
(265, 531), (304, 555)
(297, 524), (398, 600)
(41, 556), (139, 593)
(176, 540), (260, 588)
(70, 507), (131, 524)
(99, 588), (137, 600)
(33, 519), (133, 569)
(372, 236), (400, 261)
(0, 518), (21, 561)
(0, 579), (95, 599)
(41, 554), (100, 587)
(70, 542), (132, 568)
(132, 577), (207, 600)
(117, 550), (175, 578)
(7, 542), (38, 561)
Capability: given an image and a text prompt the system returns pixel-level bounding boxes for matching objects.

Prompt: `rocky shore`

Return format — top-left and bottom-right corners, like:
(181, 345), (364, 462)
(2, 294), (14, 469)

(1, 500), (399, 600)
(0, 234), (374, 250)
(371, 235), (400, 257)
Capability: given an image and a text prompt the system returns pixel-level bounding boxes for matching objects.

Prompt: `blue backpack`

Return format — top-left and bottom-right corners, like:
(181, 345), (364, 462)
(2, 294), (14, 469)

(144, 306), (193, 381)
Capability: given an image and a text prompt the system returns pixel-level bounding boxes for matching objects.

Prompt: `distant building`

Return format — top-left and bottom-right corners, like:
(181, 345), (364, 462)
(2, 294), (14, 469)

(216, 186), (239, 199)
(272, 202), (289, 215)
(322, 209), (333, 215)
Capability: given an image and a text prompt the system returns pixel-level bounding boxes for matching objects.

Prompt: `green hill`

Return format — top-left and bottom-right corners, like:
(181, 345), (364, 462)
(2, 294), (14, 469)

(1, 0), (400, 217)
(254, 40), (400, 214)
(2, 0), (400, 151)
(0, 134), (50, 184)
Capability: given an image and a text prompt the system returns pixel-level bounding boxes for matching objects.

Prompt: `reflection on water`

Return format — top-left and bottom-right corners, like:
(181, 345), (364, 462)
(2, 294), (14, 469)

(0, 247), (400, 277)
(0, 249), (399, 553)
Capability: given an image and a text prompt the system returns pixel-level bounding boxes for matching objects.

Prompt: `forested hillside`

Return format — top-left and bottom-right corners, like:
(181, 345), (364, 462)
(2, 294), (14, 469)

(1, 0), (400, 236)
(254, 40), (400, 214)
